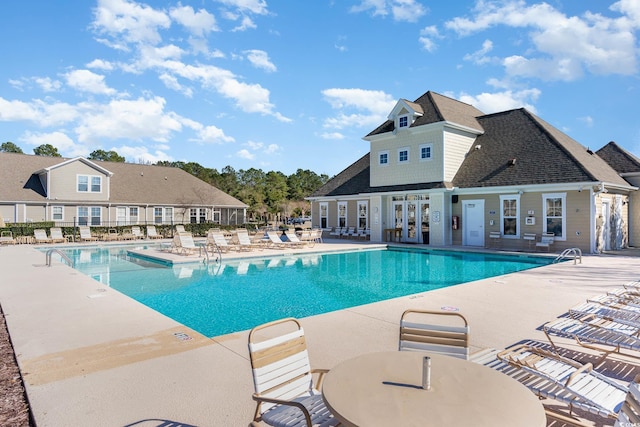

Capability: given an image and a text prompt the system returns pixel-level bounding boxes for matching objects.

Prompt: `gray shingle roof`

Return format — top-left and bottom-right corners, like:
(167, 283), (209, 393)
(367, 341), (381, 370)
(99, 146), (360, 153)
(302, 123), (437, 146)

(0, 152), (247, 207)
(596, 141), (640, 174)
(366, 91), (484, 137)
(453, 109), (629, 188)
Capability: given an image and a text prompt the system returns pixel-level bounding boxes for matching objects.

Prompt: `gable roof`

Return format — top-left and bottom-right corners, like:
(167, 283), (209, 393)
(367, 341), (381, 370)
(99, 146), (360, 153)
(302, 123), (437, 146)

(452, 109), (630, 188)
(0, 152), (247, 207)
(366, 91), (485, 137)
(596, 141), (640, 174)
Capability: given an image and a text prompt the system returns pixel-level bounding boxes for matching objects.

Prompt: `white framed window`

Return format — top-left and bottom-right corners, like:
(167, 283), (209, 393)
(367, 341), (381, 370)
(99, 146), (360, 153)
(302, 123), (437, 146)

(419, 143), (433, 161)
(500, 195), (520, 238)
(212, 209), (221, 224)
(379, 150), (389, 166)
(337, 202), (347, 228)
(357, 201), (368, 230)
(77, 175), (102, 193)
(190, 208), (207, 223)
(543, 193), (566, 240)
(129, 207), (139, 224)
(51, 206), (63, 221)
(319, 202), (328, 229)
(153, 207), (174, 224)
(399, 115), (409, 128)
(78, 206), (101, 226)
(398, 147), (409, 163)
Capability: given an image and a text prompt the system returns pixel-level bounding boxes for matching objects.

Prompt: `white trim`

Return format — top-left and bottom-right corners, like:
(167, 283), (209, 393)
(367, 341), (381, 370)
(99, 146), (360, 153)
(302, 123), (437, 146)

(397, 146), (410, 164)
(378, 150), (390, 166)
(337, 201), (347, 228)
(419, 143), (433, 162)
(499, 194), (521, 238)
(542, 192), (566, 241)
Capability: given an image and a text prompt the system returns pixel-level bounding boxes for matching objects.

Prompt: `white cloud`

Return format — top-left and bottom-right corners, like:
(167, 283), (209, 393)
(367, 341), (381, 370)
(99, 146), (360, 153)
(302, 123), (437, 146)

(0, 97), (79, 127)
(320, 132), (345, 140)
(86, 59), (115, 70)
(216, 0), (269, 15)
(419, 26), (440, 52)
(92, 0), (171, 47)
(237, 148), (255, 160)
(455, 89), (541, 114)
(169, 4), (218, 36)
(34, 77), (62, 92)
(159, 73), (193, 97)
(322, 88), (396, 129)
(232, 15), (257, 32)
(64, 69), (117, 95)
(578, 115), (594, 127)
(351, 0), (427, 22)
(445, 0), (639, 81)
(244, 49), (277, 72)
(463, 39), (494, 65)
(263, 143), (280, 154)
(196, 125), (235, 144)
(116, 144), (173, 163)
(21, 130), (87, 157)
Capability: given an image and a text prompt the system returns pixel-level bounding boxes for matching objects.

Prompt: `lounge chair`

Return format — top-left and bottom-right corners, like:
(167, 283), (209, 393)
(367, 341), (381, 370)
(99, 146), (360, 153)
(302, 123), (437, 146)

(50, 227), (66, 243)
(616, 374), (640, 426)
(105, 228), (121, 241)
(340, 227), (353, 239)
(146, 225), (163, 239)
(171, 232), (198, 255)
(569, 297), (640, 328)
(175, 224), (186, 234)
(78, 226), (99, 242)
(236, 229), (262, 251)
(536, 232), (555, 252)
(284, 230), (306, 247)
(543, 313), (640, 365)
(328, 227), (342, 238)
(399, 309), (470, 360)
(207, 229), (241, 253)
(496, 344), (627, 420)
(0, 230), (16, 245)
(248, 318), (339, 427)
(131, 226), (144, 239)
(266, 231), (291, 249)
(33, 228), (53, 244)
(357, 228), (370, 240)
(311, 228), (323, 244)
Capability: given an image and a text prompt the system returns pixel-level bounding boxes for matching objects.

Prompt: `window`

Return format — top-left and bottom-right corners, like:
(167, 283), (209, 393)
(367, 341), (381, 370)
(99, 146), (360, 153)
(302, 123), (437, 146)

(320, 202), (328, 229)
(129, 207), (138, 224)
(78, 206), (101, 226)
(379, 151), (389, 166)
(398, 147), (409, 163)
(77, 175), (102, 193)
(399, 116), (408, 128)
(357, 201), (368, 230)
(51, 206), (63, 221)
(154, 207), (174, 224)
(500, 195), (520, 237)
(190, 208), (207, 223)
(337, 202), (347, 228)
(543, 193), (566, 239)
(419, 143), (433, 161)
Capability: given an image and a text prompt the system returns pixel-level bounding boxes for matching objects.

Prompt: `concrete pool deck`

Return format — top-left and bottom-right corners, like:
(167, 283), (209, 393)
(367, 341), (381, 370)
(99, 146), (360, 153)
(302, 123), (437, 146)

(1, 239), (639, 426)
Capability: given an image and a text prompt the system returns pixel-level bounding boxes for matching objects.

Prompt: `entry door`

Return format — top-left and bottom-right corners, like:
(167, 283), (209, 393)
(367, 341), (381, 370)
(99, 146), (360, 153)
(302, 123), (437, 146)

(420, 203), (430, 245)
(406, 202), (418, 243)
(393, 202), (404, 241)
(602, 200), (611, 251)
(463, 200), (484, 247)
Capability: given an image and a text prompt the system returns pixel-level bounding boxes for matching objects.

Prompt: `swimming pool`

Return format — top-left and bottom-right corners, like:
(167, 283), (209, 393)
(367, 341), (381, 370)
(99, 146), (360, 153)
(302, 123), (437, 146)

(62, 245), (553, 337)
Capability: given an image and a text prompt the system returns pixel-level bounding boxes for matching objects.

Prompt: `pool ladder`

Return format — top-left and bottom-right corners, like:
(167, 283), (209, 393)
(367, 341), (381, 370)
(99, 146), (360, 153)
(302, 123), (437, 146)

(554, 247), (582, 265)
(203, 243), (222, 264)
(45, 249), (75, 268)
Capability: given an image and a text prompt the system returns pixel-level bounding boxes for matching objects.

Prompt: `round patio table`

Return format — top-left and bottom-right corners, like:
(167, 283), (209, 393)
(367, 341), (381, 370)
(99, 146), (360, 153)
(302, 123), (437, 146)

(322, 351), (546, 427)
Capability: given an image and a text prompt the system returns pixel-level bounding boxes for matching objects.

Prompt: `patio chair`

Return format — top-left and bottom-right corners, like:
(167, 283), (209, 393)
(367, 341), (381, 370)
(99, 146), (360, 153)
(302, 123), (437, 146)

(310, 228), (323, 244)
(616, 374), (640, 426)
(50, 227), (66, 243)
(328, 227), (342, 238)
(171, 232), (198, 255)
(105, 228), (121, 241)
(248, 318), (339, 427)
(207, 229), (241, 253)
(146, 225), (164, 239)
(569, 297), (640, 328)
(496, 344), (627, 420)
(78, 226), (99, 242)
(131, 226), (144, 239)
(266, 231), (291, 249)
(236, 229), (263, 251)
(0, 230), (16, 245)
(536, 232), (555, 252)
(488, 231), (501, 249)
(175, 224), (186, 234)
(542, 313), (640, 366)
(340, 227), (353, 239)
(33, 228), (53, 244)
(284, 230), (306, 247)
(399, 309), (470, 360)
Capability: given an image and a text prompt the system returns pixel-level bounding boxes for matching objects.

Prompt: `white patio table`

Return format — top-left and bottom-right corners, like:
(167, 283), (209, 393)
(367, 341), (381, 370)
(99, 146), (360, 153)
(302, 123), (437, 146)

(322, 351), (546, 427)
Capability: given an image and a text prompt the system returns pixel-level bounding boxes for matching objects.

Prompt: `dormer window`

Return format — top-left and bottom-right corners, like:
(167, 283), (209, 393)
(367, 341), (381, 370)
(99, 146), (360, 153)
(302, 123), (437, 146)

(399, 116), (409, 128)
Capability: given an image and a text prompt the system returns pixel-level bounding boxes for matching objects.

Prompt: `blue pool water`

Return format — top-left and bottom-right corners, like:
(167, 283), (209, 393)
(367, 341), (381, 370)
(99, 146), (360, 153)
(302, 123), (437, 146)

(62, 245), (553, 337)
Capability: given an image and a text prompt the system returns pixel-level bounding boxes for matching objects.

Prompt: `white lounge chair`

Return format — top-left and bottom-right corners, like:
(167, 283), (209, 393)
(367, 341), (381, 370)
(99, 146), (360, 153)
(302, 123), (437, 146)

(131, 226), (144, 239)
(284, 230), (305, 247)
(33, 228), (53, 244)
(237, 229), (262, 251)
(248, 318), (339, 427)
(50, 227), (66, 243)
(328, 227), (342, 238)
(399, 309), (470, 360)
(207, 229), (241, 253)
(0, 230), (16, 245)
(536, 232), (555, 252)
(266, 231), (291, 249)
(146, 225), (164, 239)
(171, 232), (198, 255)
(175, 224), (186, 234)
(78, 226), (99, 242)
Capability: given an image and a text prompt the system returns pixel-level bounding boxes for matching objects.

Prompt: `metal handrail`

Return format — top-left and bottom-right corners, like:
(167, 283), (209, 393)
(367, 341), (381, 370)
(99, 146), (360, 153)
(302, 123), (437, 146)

(201, 242), (222, 264)
(554, 248), (582, 265)
(46, 249), (74, 268)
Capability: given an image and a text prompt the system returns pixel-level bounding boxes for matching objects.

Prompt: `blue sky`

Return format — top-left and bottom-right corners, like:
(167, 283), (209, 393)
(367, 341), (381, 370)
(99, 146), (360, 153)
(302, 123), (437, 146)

(1, 1), (639, 177)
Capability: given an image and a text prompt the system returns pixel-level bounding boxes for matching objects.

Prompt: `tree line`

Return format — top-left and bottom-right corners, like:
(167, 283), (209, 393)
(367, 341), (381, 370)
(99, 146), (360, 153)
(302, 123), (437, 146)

(1, 141), (329, 221)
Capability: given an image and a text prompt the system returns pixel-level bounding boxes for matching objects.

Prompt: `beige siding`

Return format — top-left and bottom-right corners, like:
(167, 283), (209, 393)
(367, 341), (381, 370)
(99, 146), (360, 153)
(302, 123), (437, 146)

(0, 205), (14, 223)
(25, 205), (47, 222)
(48, 161), (110, 202)
(443, 128), (476, 182)
(370, 129), (445, 187)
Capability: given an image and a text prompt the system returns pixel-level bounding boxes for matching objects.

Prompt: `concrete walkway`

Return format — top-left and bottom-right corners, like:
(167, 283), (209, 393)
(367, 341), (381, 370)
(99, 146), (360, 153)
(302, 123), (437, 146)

(0, 240), (638, 426)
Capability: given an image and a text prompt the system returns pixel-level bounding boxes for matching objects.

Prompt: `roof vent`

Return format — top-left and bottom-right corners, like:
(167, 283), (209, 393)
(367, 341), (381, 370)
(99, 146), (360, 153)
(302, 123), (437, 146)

(586, 147), (594, 155)
(509, 158), (517, 166)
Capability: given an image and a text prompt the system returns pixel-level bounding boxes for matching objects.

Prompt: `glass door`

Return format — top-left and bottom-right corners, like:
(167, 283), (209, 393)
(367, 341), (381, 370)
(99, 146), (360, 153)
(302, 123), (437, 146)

(392, 202), (404, 242)
(420, 203), (430, 244)
(406, 202), (418, 243)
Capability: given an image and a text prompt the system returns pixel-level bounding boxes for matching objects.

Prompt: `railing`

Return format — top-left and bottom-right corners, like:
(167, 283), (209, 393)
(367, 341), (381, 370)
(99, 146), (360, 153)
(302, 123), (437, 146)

(46, 249), (74, 268)
(554, 248), (582, 265)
